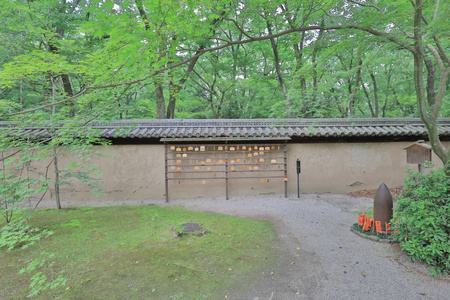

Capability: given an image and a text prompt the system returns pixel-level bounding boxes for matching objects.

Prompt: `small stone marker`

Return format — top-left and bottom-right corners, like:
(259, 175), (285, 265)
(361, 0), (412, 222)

(181, 223), (203, 232)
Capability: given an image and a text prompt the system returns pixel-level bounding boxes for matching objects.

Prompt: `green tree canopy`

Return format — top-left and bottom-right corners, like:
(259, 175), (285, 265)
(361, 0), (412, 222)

(1, 0), (449, 168)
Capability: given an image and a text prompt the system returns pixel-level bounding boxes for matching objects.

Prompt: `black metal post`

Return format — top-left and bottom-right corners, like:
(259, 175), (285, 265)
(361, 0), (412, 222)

(296, 159), (301, 198)
(284, 142), (287, 198)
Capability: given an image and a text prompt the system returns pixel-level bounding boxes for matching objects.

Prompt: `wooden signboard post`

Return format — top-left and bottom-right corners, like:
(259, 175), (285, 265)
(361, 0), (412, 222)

(403, 140), (432, 173)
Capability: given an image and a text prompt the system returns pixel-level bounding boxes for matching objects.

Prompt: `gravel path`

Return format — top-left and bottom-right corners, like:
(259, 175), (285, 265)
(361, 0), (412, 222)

(31, 194), (449, 300)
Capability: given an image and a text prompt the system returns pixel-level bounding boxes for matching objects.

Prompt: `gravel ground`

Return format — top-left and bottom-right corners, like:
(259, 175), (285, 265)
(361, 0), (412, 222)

(29, 194), (449, 300)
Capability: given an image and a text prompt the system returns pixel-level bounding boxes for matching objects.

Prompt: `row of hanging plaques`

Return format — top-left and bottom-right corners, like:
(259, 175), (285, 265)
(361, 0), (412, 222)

(174, 152), (272, 158)
(169, 145), (281, 152)
(168, 144), (283, 169)
(169, 145), (282, 164)
(194, 178), (287, 185)
(167, 144), (286, 185)
(170, 164), (281, 169)
(171, 158), (280, 165)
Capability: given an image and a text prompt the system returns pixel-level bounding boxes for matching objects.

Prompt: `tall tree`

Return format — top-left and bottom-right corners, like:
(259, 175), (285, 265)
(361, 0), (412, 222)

(1, 0), (448, 170)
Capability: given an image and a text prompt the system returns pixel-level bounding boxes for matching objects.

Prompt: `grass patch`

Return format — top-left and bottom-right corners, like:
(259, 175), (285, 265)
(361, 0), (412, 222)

(1, 205), (277, 299)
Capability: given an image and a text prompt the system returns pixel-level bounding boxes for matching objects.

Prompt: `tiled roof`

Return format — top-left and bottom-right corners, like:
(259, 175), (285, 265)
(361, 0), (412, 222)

(1, 118), (450, 140)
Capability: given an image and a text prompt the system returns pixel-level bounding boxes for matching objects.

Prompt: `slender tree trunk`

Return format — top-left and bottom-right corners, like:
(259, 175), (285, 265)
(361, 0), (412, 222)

(309, 27), (324, 115)
(49, 75), (62, 212)
(382, 72), (392, 117)
(369, 72), (379, 117)
(154, 79), (166, 119)
(48, 40), (75, 118)
(1, 152), (12, 223)
(310, 49), (318, 112)
(61, 74), (75, 117)
(348, 55), (362, 116)
(19, 79), (23, 111)
(53, 147), (61, 211)
(266, 19), (289, 117)
(294, 35), (308, 114)
(362, 83), (375, 117)
(268, 37), (288, 96)
(167, 76), (181, 119)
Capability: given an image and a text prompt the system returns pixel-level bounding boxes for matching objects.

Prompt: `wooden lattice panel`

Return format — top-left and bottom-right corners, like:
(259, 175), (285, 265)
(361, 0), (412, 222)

(164, 143), (287, 201)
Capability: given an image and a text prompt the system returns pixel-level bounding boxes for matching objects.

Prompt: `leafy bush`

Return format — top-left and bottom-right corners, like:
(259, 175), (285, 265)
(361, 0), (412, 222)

(393, 167), (450, 276)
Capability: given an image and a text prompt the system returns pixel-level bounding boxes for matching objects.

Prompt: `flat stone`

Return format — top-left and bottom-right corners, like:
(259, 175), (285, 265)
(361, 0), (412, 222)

(181, 223), (203, 232)
(367, 235), (379, 242)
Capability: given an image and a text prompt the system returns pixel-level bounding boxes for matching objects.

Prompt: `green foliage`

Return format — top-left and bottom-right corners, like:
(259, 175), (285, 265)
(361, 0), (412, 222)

(0, 51), (75, 88)
(0, 122), (108, 224)
(0, 215), (65, 297)
(0, 133), (50, 223)
(393, 167), (450, 276)
(0, 215), (52, 250)
(172, 223), (187, 237)
(2, 0), (448, 121)
(19, 251), (67, 297)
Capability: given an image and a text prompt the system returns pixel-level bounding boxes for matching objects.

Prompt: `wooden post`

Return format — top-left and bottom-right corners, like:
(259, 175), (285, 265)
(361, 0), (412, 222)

(164, 143), (169, 203)
(225, 141), (229, 200)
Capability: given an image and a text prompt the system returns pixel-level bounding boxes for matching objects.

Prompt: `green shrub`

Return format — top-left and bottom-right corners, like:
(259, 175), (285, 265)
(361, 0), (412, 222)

(393, 167), (450, 276)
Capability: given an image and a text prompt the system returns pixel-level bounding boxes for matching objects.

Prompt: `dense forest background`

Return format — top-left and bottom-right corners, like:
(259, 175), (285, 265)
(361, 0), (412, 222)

(1, 0), (448, 122)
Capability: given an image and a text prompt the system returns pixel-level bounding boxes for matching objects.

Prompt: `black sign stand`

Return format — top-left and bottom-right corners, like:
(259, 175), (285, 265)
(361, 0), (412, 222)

(296, 159), (301, 198)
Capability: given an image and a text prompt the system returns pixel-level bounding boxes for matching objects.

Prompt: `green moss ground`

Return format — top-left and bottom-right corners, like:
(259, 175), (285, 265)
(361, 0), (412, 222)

(1, 205), (277, 299)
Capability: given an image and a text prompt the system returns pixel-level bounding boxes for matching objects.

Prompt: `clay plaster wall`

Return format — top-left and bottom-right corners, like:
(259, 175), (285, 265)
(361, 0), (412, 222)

(59, 144), (166, 202)
(39, 141), (449, 202)
(286, 141), (447, 194)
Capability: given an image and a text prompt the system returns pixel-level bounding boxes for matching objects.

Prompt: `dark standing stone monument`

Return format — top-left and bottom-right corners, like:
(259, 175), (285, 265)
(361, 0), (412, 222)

(373, 183), (393, 231)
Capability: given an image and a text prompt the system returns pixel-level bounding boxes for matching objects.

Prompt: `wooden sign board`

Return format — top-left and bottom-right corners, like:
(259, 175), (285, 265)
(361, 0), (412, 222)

(404, 141), (432, 164)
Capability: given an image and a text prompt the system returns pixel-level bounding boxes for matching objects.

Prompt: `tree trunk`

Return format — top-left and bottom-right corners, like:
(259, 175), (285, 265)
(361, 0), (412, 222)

(413, 0), (450, 175)
(167, 80), (181, 119)
(369, 72), (379, 117)
(265, 19), (289, 117)
(154, 79), (166, 119)
(382, 72), (392, 118)
(348, 56), (362, 116)
(19, 79), (23, 111)
(53, 147), (61, 211)
(61, 74), (75, 117)
(49, 75), (62, 212)
(294, 40), (308, 115)
(61, 75), (74, 117)
(361, 83), (375, 117)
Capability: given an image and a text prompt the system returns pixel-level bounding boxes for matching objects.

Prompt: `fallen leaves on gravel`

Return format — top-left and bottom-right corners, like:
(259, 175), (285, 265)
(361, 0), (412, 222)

(348, 186), (403, 198)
